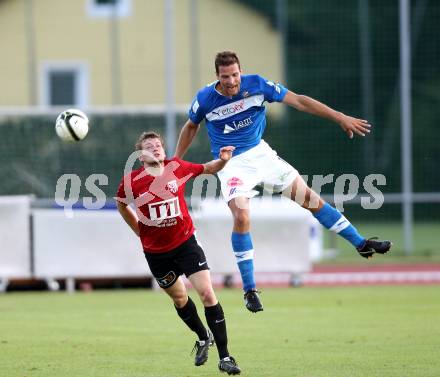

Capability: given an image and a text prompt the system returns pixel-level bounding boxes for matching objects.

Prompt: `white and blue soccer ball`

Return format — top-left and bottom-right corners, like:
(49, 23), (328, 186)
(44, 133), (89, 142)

(55, 108), (89, 142)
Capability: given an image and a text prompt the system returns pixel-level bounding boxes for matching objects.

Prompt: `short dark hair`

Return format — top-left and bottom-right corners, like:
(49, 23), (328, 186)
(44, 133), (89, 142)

(215, 51), (241, 74)
(135, 131), (165, 150)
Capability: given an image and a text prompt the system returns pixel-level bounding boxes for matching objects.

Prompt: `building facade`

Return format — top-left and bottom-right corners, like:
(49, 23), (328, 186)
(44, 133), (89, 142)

(0, 0), (283, 109)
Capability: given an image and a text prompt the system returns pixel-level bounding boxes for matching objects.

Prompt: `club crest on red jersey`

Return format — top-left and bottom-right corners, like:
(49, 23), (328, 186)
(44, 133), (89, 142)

(166, 179), (178, 193)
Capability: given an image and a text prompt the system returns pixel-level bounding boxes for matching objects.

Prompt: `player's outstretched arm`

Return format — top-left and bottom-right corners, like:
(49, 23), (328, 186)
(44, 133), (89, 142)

(282, 90), (371, 139)
(116, 201), (140, 237)
(174, 119), (200, 158)
(202, 146), (235, 174)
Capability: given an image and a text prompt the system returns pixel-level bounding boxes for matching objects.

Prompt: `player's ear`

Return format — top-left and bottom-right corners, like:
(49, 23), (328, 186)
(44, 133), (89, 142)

(138, 150), (145, 162)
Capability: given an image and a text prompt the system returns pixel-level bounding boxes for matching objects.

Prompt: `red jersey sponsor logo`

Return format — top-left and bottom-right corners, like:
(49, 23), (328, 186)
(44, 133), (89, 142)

(148, 197), (181, 221)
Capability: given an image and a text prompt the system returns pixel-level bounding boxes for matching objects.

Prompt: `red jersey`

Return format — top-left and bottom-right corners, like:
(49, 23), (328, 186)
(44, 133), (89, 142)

(116, 157), (204, 253)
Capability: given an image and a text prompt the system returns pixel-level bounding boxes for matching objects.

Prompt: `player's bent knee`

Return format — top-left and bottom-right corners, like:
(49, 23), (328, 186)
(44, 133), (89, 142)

(165, 284), (188, 308)
(172, 294), (189, 308)
(198, 287), (217, 306)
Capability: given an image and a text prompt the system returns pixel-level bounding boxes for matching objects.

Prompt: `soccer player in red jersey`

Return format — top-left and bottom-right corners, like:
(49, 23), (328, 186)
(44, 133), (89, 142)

(116, 131), (241, 375)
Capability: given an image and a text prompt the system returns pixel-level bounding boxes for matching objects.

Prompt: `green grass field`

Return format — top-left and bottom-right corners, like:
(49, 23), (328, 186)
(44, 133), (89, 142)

(1, 287), (440, 377)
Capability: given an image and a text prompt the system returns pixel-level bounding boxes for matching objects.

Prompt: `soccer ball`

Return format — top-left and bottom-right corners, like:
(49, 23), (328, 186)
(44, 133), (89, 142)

(55, 108), (89, 142)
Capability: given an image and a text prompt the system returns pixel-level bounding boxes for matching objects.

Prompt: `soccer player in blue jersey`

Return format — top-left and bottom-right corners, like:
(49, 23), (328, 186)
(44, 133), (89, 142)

(175, 51), (391, 313)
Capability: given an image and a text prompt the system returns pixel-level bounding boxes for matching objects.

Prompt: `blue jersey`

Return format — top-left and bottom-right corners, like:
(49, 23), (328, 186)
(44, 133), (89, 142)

(188, 74), (288, 157)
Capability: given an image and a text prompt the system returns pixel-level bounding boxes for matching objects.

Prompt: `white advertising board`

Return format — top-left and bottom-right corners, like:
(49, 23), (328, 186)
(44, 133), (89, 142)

(33, 209), (149, 278)
(193, 198), (318, 274)
(0, 196), (32, 278)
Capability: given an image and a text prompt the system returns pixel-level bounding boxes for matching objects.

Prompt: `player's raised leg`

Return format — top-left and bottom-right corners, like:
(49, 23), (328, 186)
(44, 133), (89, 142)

(284, 175), (392, 257)
(228, 197), (263, 313)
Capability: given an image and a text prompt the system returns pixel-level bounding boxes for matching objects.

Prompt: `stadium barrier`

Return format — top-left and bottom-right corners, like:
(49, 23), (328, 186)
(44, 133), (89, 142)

(193, 198), (318, 273)
(0, 196), (320, 291)
(0, 196), (32, 284)
(32, 208), (147, 280)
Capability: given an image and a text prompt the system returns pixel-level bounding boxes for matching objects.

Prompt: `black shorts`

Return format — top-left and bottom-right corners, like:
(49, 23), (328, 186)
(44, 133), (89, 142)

(144, 235), (209, 289)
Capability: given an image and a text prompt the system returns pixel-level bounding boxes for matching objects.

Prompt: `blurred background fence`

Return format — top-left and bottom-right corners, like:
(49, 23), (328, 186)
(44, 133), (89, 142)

(0, 0), (439, 257)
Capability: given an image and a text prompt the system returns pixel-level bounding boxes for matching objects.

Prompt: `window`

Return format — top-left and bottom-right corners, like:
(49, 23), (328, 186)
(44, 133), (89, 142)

(96, 0), (117, 5)
(40, 63), (89, 107)
(49, 71), (75, 106)
(86, 0), (131, 18)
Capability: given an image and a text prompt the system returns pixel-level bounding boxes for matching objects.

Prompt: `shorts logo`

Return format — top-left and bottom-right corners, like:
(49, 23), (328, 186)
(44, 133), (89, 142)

(278, 172), (290, 182)
(156, 271), (177, 288)
(227, 177), (243, 187)
(229, 187), (237, 196)
(166, 180), (178, 193)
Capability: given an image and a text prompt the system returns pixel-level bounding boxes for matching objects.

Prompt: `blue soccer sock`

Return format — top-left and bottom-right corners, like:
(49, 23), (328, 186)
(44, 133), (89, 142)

(313, 203), (365, 249)
(231, 232), (256, 292)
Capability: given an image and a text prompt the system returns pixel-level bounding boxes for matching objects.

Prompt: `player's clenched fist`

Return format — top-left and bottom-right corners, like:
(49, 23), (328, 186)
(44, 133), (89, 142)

(219, 146), (235, 162)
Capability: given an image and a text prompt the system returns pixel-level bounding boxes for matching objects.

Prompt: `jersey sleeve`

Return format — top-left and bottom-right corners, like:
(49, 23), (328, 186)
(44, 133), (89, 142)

(174, 157), (204, 178)
(188, 94), (205, 124)
(115, 176), (133, 204)
(259, 75), (288, 103)
(116, 178), (126, 200)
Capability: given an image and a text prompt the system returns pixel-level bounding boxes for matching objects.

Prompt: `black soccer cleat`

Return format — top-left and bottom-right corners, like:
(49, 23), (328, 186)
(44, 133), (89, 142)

(357, 237), (392, 259)
(192, 329), (215, 366)
(218, 356), (241, 375)
(244, 289), (263, 313)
